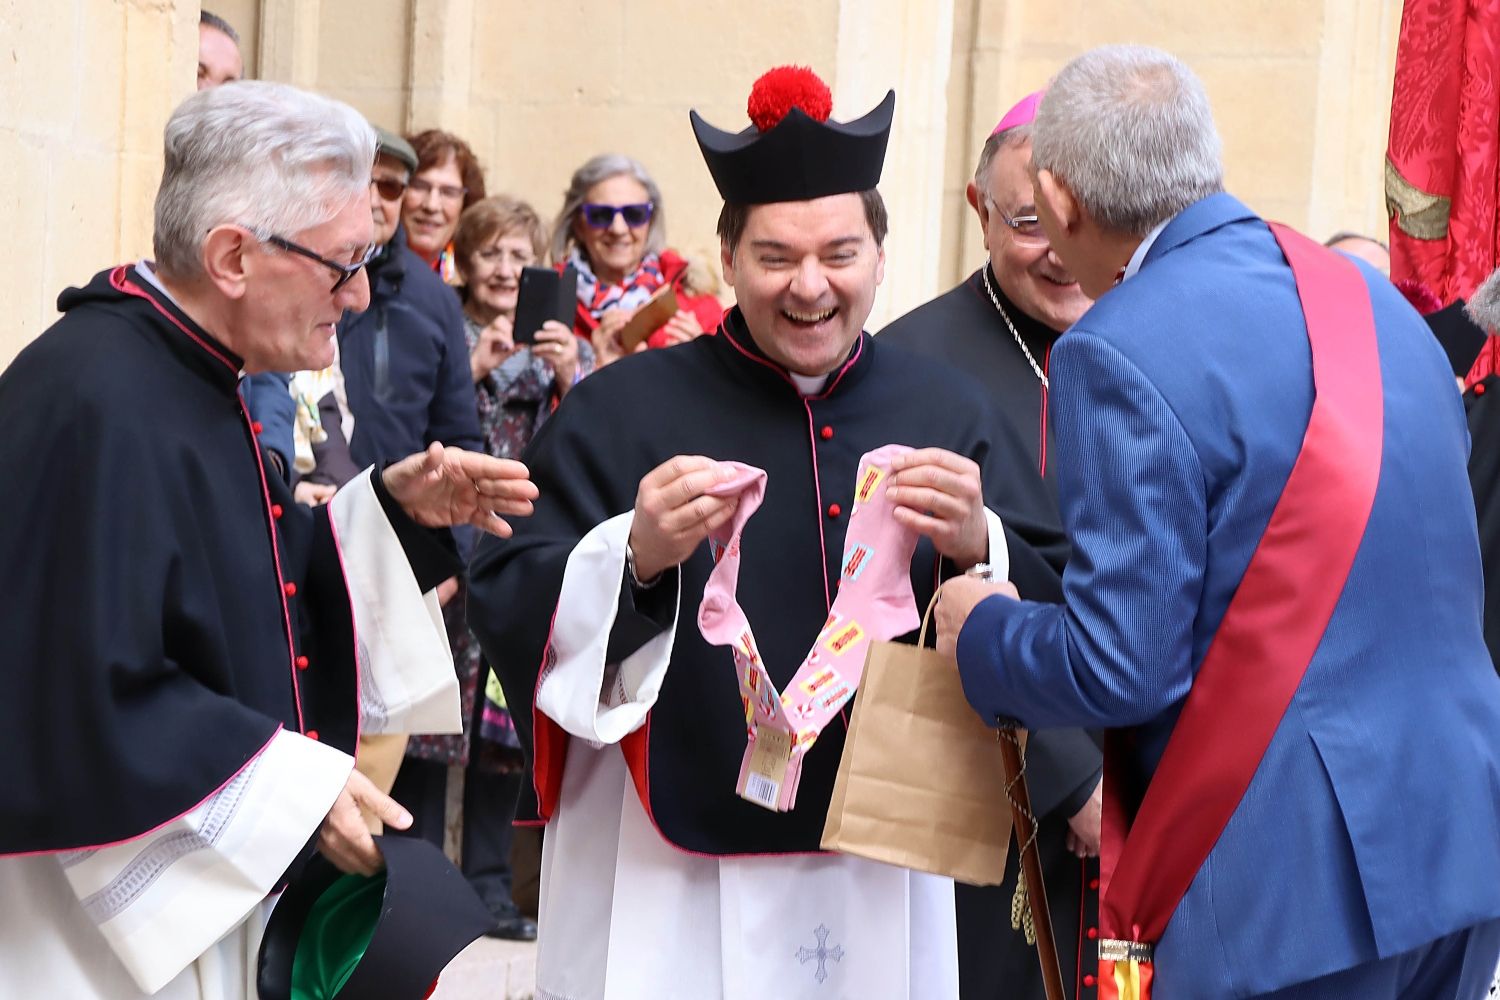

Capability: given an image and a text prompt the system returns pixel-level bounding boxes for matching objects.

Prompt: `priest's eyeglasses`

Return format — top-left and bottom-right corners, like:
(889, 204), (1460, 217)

(985, 195), (1050, 249)
(265, 235), (379, 293)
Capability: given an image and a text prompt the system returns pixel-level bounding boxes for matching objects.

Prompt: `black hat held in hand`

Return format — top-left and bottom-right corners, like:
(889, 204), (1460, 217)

(257, 835), (495, 1000)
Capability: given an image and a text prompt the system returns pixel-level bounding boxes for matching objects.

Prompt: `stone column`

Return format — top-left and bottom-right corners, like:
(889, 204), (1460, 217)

(1306, 0), (1403, 241)
(406, 0), (473, 137)
(835, 0), (956, 329)
(258, 0), (321, 88)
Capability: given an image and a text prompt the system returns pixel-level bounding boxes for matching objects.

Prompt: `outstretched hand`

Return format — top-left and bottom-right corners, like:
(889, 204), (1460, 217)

(381, 443), (539, 538)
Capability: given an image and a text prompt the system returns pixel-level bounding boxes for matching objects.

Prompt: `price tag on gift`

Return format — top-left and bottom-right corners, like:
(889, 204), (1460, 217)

(739, 727), (793, 809)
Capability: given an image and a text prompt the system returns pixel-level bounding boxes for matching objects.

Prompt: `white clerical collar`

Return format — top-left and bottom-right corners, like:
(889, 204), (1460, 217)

(133, 260), (179, 305)
(134, 261), (248, 378)
(1120, 216), (1173, 283)
(790, 372), (831, 396)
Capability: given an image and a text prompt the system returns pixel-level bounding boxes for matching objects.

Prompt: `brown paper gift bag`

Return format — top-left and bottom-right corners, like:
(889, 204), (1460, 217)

(821, 595), (1020, 886)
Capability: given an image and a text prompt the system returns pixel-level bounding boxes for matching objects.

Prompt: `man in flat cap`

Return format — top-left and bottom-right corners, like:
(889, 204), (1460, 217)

(470, 65), (1065, 998)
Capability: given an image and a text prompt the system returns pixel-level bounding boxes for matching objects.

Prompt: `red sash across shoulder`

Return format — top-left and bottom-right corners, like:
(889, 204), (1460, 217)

(1097, 225), (1384, 999)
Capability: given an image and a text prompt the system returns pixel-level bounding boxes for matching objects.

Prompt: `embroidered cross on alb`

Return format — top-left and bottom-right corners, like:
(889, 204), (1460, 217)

(795, 924), (844, 984)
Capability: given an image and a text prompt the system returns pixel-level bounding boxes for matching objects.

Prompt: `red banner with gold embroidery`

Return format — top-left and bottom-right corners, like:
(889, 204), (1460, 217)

(1386, 0), (1500, 375)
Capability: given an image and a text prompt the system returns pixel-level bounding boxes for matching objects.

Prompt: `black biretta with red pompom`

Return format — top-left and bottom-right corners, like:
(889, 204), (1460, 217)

(691, 65), (894, 205)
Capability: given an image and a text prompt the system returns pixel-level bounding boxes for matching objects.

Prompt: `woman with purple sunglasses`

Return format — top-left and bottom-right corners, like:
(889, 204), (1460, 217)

(549, 154), (724, 367)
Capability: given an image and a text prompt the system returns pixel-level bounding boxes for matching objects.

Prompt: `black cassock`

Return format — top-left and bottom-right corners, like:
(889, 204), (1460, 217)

(469, 308), (1066, 857)
(882, 266), (1104, 1000)
(0, 265), (456, 857)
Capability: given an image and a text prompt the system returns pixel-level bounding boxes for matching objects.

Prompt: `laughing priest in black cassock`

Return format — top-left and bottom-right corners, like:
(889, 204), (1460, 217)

(0, 81), (538, 999)
(468, 65), (1066, 999)
(882, 91), (1103, 1000)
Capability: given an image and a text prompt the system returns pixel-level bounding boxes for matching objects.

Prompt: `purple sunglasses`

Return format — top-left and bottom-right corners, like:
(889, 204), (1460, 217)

(580, 202), (654, 229)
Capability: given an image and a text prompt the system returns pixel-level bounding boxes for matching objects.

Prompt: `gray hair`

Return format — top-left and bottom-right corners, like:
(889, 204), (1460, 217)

(153, 81), (375, 280)
(199, 9), (239, 44)
(973, 123), (1032, 191)
(1031, 45), (1223, 237)
(549, 153), (667, 264)
(1468, 269), (1500, 334)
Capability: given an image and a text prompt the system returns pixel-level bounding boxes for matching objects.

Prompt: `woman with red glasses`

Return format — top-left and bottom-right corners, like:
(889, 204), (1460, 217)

(549, 154), (724, 366)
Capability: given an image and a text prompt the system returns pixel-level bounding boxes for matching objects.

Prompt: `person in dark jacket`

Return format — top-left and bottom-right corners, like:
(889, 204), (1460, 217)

(337, 228), (482, 470)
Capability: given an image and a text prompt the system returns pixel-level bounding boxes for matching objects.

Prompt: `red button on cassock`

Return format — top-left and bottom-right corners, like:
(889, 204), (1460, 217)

(1084, 974), (1097, 988)
(271, 504), (284, 520)
(1089, 877), (1100, 891)
(296, 655), (309, 670)
(1087, 927), (1099, 940)
(306, 730), (319, 741)
(251, 421), (264, 435)
(283, 582), (297, 598)
(820, 425), (834, 440)
(1477, 382), (1488, 396)
(827, 504), (842, 518)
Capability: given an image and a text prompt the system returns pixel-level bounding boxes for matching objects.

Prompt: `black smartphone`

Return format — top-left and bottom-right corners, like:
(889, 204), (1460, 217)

(513, 265), (578, 345)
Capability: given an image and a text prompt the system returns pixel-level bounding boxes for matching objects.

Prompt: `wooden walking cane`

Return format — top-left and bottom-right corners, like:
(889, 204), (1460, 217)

(998, 725), (1067, 1000)
(961, 563), (1066, 1000)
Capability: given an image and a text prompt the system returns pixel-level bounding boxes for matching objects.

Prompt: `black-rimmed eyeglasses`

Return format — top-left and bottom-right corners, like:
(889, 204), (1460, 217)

(265, 235), (378, 293)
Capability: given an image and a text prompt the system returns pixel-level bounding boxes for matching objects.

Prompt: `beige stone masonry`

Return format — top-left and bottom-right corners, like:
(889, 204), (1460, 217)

(0, 1), (1405, 367)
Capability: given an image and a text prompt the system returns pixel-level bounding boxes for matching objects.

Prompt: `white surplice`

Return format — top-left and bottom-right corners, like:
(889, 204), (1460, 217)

(0, 468), (462, 999)
(530, 509), (1009, 1000)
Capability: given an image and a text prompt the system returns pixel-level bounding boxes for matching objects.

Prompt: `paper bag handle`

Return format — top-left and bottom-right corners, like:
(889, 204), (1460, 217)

(917, 589), (943, 650)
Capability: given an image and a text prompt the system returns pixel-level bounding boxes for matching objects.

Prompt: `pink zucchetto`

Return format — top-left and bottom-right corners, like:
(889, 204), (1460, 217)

(990, 90), (1044, 136)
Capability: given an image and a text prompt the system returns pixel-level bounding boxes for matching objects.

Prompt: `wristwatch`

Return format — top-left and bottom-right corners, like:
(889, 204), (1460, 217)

(625, 544), (663, 589)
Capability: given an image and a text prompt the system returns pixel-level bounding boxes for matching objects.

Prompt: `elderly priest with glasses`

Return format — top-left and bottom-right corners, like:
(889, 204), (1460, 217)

(0, 81), (538, 1000)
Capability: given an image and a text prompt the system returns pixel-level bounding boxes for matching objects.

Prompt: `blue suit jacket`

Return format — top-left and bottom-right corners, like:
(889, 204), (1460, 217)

(957, 194), (1500, 997)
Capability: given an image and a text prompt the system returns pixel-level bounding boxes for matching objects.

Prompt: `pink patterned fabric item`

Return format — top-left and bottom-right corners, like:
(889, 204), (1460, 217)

(697, 445), (921, 811)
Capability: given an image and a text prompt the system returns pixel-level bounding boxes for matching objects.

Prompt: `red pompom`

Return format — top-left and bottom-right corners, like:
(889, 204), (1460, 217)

(747, 65), (833, 132)
(1394, 277), (1442, 315)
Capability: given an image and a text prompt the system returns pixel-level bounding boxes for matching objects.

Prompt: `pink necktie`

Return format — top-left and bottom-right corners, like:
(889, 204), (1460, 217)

(697, 444), (920, 811)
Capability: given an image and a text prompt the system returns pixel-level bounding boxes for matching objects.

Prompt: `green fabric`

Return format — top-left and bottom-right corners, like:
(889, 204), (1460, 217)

(289, 872), (388, 999)
(485, 667), (509, 710)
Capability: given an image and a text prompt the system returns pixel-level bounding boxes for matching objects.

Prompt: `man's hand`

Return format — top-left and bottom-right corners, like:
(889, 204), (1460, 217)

(435, 575), (460, 606)
(934, 573), (1019, 658)
(470, 314), (517, 383)
(318, 768), (413, 876)
(627, 456), (739, 582)
(887, 448), (990, 569)
(533, 321), (581, 393)
(1066, 780), (1103, 859)
(382, 443), (538, 537)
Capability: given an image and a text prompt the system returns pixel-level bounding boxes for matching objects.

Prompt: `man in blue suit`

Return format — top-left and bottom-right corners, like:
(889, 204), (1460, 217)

(936, 45), (1500, 999)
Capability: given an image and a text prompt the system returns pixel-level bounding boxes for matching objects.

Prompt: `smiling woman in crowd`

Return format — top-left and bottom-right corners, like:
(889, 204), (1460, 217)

(550, 153), (723, 366)
(403, 128), (487, 283)
(456, 194), (591, 456)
